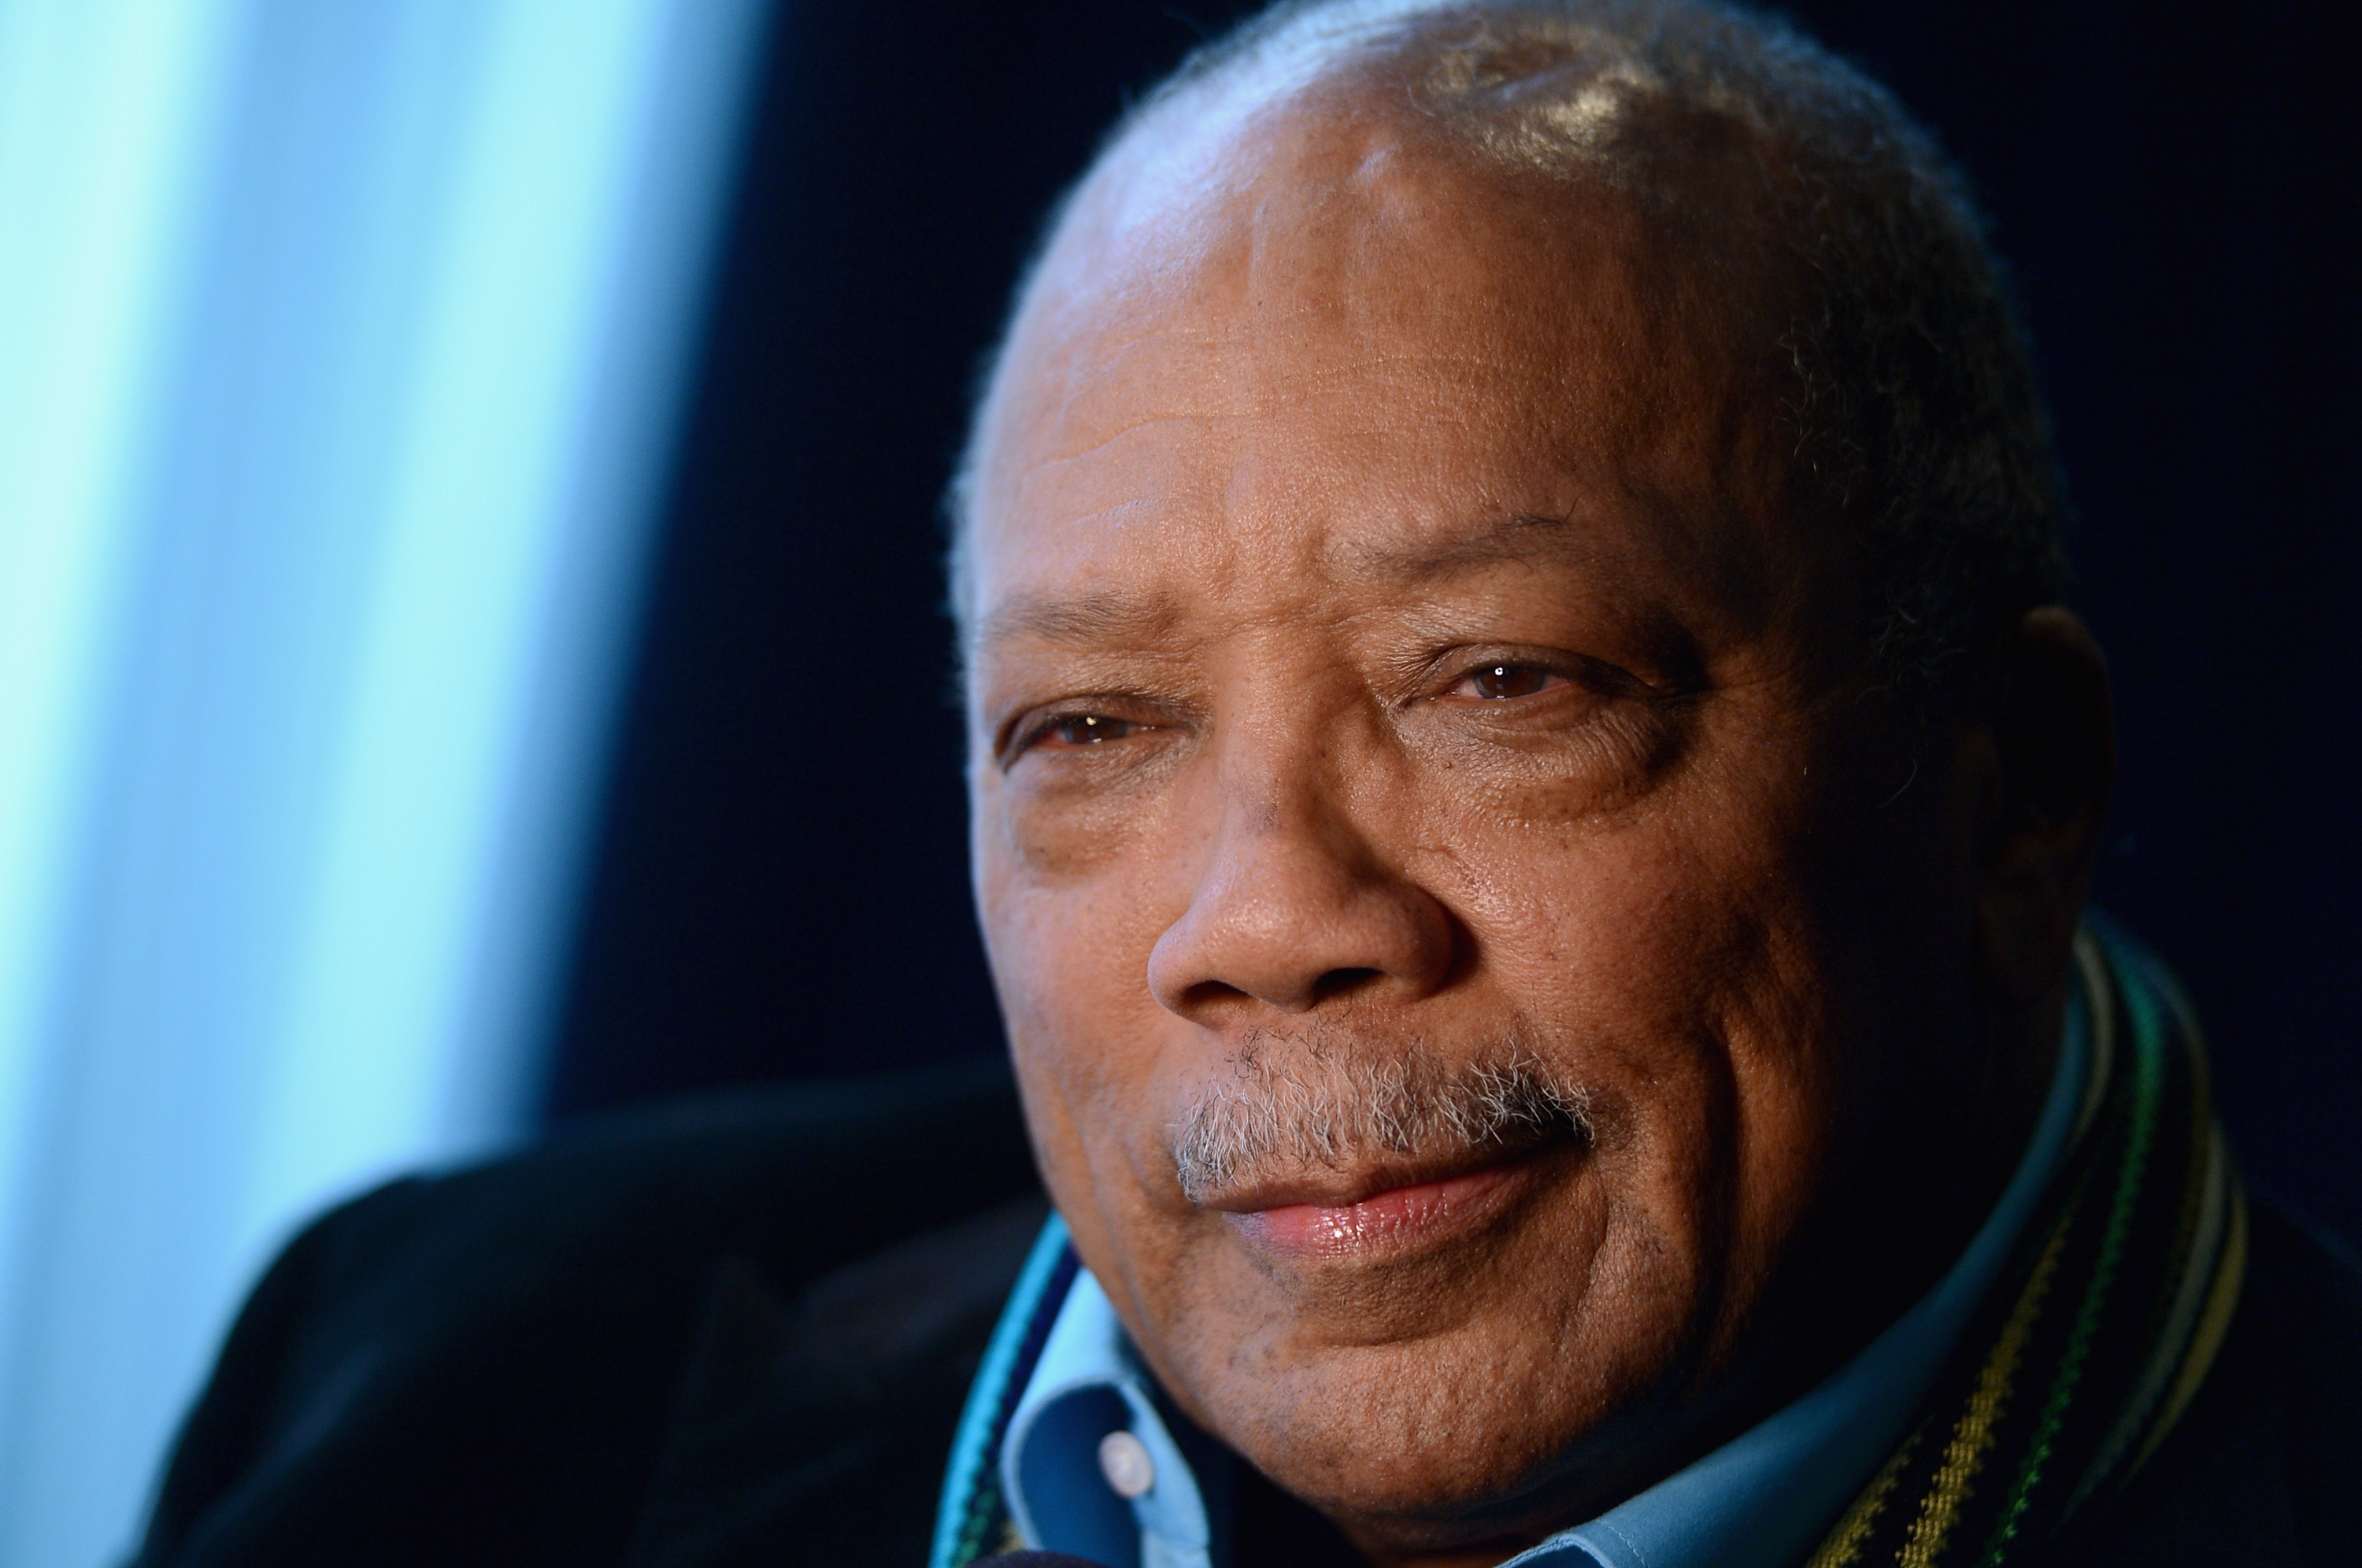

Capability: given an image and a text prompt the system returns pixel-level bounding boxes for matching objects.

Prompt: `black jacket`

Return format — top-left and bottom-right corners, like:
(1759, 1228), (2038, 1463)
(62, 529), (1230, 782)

(134, 1059), (2362, 1566)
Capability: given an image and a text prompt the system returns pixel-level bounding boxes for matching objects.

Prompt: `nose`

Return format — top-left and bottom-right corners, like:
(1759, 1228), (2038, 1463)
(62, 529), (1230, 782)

(1146, 755), (1457, 1021)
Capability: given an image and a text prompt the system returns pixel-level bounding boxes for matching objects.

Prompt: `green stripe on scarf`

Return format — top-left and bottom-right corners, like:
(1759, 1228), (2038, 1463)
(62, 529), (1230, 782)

(1806, 924), (2245, 1567)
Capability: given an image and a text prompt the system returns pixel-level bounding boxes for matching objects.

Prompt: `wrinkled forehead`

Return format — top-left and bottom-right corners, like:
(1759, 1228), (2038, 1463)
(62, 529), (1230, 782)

(960, 76), (1801, 657)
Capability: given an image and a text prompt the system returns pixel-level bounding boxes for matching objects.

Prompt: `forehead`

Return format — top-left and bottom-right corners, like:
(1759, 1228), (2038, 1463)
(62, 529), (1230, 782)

(964, 90), (1792, 659)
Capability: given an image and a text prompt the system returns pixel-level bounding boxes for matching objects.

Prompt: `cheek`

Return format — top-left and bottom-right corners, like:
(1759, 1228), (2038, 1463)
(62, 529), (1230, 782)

(976, 820), (1192, 1215)
(979, 849), (1170, 1056)
(1432, 784), (1774, 1019)
(974, 745), (1214, 1045)
(1428, 765), (1846, 1262)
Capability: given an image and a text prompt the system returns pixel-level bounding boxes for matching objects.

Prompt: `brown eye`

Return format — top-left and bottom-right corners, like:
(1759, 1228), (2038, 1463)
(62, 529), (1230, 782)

(1036, 714), (1139, 749)
(1457, 663), (1564, 701)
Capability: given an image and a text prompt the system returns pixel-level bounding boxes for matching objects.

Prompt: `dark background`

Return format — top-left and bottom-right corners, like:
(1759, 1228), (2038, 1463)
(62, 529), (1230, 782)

(543, 2), (2362, 1241)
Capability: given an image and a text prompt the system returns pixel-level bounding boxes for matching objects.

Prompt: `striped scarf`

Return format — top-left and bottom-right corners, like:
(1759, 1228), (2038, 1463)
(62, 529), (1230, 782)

(934, 923), (2244, 1568)
(1802, 926), (2245, 1566)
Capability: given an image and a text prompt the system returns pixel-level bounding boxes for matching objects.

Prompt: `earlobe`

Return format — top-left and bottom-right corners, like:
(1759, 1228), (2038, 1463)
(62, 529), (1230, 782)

(1975, 605), (2116, 1008)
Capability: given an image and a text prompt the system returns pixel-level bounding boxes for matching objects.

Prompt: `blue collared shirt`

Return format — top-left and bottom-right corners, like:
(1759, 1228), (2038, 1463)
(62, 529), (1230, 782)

(1000, 986), (2094, 1568)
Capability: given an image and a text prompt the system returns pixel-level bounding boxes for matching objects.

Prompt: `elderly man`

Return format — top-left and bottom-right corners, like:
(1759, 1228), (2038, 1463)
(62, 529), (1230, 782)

(137, 2), (2360, 1566)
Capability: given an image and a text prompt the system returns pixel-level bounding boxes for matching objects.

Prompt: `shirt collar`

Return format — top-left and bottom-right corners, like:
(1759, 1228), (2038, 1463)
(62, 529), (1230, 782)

(1003, 983), (2093, 1568)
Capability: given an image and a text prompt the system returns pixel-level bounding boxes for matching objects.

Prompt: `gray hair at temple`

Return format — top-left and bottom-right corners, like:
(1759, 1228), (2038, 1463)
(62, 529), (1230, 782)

(944, 0), (2070, 716)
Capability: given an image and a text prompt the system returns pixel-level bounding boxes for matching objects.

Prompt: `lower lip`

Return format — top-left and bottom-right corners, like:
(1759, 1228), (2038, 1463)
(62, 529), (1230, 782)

(1229, 1163), (1523, 1258)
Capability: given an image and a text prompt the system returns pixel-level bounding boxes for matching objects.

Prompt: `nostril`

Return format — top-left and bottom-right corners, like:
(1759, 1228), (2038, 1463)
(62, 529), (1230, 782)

(1179, 978), (1253, 1012)
(1310, 966), (1386, 1004)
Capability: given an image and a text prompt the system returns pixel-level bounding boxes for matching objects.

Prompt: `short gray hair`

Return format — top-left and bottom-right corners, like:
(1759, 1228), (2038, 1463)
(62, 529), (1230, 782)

(948, 0), (2069, 715)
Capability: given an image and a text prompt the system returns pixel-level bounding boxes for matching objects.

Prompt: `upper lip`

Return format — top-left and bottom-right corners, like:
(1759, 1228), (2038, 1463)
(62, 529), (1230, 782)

(1191, 1128), (1572, 1214)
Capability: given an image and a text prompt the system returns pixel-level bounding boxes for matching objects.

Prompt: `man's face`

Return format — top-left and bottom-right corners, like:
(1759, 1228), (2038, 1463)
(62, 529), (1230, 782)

(962, 102), (1982, 1553)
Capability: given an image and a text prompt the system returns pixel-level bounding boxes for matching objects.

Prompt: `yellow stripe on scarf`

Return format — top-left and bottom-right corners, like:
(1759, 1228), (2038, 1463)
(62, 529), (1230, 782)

(1895, 1199), (2079, 1566)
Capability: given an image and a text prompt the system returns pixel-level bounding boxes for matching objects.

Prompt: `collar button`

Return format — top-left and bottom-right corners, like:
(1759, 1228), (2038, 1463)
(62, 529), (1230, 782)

(1098, 1429), (1154, 1499)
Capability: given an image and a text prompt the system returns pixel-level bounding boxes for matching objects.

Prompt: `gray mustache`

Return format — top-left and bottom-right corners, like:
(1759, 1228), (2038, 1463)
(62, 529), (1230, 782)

(1171, 1036), (1593, 1205)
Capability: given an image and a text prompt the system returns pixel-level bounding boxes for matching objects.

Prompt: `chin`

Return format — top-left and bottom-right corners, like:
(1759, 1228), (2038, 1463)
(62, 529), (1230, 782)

(1161, 1239), (1712, 1540)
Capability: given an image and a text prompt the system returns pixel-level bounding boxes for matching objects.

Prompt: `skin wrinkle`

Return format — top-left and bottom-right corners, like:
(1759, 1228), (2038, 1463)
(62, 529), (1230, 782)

(964, 40), (2104, 1568)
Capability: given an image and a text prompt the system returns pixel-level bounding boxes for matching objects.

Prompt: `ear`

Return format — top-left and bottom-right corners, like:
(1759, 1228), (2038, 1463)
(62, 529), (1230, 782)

(1975, 606), (2115, 1008)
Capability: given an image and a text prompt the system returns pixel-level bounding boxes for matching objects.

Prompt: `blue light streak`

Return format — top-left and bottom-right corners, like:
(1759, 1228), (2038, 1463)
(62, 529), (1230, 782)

(0, 2), (769, 1560)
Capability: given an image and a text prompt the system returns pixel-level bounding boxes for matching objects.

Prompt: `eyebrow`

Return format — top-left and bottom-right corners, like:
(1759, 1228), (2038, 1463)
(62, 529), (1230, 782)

(1345, 509), (1605, 582)
(972, 588), (1185, 660)
(970, 510), (1646, 662)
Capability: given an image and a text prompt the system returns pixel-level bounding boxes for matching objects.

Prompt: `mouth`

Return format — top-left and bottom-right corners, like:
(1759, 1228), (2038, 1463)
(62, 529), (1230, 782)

(1205, 1136), (1575, 1262)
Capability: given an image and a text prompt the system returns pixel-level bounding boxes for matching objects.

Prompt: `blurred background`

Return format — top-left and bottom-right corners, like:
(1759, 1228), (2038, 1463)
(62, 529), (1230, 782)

(0, 0), (2353, 1562)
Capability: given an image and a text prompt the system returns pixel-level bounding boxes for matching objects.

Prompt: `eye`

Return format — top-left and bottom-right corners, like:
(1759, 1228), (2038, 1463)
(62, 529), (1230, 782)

(1019, 712), (1146, 753)
(1450, 662), (1569, 701)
